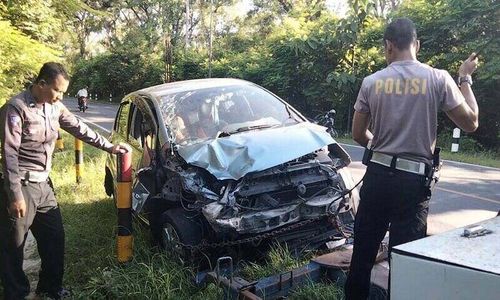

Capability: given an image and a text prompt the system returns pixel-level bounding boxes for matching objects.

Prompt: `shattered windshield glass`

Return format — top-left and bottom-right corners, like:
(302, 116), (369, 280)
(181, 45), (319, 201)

(159, 84), (302, 145)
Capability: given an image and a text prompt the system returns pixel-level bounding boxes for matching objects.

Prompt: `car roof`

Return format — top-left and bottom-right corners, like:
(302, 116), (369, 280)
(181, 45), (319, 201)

(133, 78), (253, 102)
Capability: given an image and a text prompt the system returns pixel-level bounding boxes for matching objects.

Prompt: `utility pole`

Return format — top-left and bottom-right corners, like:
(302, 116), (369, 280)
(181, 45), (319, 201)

(208, 0), (213, 78)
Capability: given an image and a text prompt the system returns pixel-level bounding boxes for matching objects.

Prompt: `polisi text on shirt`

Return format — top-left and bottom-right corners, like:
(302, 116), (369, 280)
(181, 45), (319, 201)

(375, 78), (427, 95)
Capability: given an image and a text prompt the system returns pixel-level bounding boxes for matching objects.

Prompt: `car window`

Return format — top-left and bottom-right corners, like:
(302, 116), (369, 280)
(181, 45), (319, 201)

(128, 104), (144, 148)
(141, 119), (156, 168)
(115, 101), (131, 136)
(159, 84), (302, 145)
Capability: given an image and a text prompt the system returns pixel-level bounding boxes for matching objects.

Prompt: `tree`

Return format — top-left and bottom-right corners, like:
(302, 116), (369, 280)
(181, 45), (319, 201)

(2, 0), (62, 44)
(0, 1), (63, 105)
(63, 0), (498, 150)
(0, 20), (60, 105)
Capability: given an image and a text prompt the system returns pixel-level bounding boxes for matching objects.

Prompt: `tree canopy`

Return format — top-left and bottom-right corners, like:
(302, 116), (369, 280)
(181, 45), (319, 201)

(0, 0), (498, 149)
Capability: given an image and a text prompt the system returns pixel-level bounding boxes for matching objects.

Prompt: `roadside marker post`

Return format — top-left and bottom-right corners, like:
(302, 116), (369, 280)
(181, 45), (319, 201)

(56, 130), (64, 151)
(75, 139), (83, 183)
(451, 128), (460, 152)
(116, 150), (133, 263)
(109, 93), (112, 102)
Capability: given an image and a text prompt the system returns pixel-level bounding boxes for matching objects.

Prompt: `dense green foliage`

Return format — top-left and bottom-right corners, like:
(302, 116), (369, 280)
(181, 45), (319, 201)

(0, 2), (497, 298)
(0, 19), (60, 103)
(1, 0), (498, 149)
(0, 1), (62, 104)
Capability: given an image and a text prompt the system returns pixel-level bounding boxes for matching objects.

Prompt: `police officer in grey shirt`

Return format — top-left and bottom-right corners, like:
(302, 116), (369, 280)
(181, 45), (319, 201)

(0, 62), (128, 299)
(344, 18), (479, 299)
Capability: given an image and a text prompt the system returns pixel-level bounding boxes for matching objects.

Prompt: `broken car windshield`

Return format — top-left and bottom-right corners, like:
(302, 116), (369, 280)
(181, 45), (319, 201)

(159, 84), (302, 145)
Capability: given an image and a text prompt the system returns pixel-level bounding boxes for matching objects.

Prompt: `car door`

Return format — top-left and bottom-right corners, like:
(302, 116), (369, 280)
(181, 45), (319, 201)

(106, 98), (132, 179)
(128, 96), (159, 216)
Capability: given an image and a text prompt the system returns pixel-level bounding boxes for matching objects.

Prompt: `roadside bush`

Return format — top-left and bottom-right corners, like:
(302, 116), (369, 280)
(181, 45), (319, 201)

(0, 19), (59, 106)
(437, 131), (484, 153)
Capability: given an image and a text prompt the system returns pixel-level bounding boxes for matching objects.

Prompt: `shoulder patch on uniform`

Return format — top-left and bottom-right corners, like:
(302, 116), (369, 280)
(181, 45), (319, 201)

(8, 115), (21, 127)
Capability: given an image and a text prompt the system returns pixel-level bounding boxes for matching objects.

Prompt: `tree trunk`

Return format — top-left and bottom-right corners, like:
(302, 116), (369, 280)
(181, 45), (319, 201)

(164, 34), (173, 83)
(79, 37), (86, 58)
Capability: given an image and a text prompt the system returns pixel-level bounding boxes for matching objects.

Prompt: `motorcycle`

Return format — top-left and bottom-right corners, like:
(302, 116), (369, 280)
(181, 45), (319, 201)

(314, 109), (338, 138)
(78, 96), (88, 112)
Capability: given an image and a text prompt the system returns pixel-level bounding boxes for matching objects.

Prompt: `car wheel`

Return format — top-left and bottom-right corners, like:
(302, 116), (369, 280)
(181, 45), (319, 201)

(161, 208), (203, 264)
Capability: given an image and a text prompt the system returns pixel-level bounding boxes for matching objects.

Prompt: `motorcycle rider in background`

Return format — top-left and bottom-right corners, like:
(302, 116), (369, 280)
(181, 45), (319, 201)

(76, 86), (88, 112)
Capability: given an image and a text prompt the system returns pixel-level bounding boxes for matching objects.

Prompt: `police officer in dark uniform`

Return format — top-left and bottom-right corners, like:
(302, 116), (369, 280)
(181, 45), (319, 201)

(344, 18), (479, 299)
(0, 62), (128, 299)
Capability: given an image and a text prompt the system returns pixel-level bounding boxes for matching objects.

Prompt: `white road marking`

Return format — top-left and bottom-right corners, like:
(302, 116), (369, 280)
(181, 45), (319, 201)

(75, 115), (111, 134)
(435, 186), (499, 204)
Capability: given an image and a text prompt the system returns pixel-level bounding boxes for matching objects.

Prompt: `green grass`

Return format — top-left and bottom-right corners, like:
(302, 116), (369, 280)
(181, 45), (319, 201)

(4, 131), (343, 299)
(239, 243), (309, 280)
(290, 282), (343, 300)
(440, 150), (500, 168)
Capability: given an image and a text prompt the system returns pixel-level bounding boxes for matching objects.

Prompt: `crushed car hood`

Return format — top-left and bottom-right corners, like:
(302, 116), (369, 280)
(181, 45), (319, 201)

(177, 122), (336, 180)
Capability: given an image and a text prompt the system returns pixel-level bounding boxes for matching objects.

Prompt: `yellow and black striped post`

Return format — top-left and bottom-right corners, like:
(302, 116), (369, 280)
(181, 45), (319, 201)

(56, 130), (64, 151)
(116, 151), (133, 262)
(75, 139), (83, 183)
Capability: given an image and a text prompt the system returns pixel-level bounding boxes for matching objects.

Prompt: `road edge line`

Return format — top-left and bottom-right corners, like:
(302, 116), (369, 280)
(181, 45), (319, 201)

(435, 187), (499, 204)
(75, 115), (111, 134)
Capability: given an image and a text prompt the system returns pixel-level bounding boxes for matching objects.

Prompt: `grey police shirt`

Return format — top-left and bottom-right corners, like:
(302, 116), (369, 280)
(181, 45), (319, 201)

(354, 60), (464, 164)
(0, 88), (113, 203)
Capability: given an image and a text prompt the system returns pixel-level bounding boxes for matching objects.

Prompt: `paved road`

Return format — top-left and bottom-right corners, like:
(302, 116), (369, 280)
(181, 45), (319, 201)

(67, 97), (117, 131)
(342, 145), (500, 235)
(68, 97), (500, 235)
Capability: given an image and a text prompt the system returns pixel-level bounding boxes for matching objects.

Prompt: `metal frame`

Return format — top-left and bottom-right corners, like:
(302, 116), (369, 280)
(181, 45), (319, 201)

(195, 246), (388, 300)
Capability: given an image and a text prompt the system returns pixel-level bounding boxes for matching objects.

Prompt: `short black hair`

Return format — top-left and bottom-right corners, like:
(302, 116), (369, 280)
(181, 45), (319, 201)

(34, 62), (70, 84)
(383, 18), (417, 50)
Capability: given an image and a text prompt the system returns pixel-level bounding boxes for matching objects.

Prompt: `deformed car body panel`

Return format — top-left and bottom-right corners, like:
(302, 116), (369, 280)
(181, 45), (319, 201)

(206, 192), (345, 234)
(177, 122), (338, 180)
(200, 159), (356, 234)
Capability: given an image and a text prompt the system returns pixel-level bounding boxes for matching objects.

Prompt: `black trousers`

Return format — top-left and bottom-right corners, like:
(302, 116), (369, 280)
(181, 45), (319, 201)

(344, 163), (430, 300)
(0, 179), (65, 300)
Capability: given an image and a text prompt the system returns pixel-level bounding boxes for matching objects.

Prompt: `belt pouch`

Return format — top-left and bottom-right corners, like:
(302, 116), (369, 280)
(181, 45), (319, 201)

(362, 147), (373, 165)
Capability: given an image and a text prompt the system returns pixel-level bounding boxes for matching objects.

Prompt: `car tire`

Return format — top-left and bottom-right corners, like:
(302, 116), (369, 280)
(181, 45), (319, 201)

(161, 208), (203, 264)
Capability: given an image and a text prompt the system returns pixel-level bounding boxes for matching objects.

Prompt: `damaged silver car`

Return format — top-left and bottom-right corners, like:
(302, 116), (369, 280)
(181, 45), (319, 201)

(104, 78), (359, 263)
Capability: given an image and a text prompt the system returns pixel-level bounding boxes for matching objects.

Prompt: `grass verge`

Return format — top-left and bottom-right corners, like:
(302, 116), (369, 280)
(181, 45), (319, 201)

(440, 150), (500, 168)
(2, 131), (343, 299)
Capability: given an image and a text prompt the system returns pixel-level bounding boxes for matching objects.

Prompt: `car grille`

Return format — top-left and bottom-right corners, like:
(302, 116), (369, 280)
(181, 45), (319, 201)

(236, 162), (338, 208)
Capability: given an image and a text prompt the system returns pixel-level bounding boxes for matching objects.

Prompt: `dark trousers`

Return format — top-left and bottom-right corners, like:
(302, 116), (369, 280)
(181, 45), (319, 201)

(0, 179), (65, 300)
(344, 163), (430, 300)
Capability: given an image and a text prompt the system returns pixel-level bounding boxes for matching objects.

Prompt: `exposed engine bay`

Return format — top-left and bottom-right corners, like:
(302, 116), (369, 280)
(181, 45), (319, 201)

(158, 144), (358, 237)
